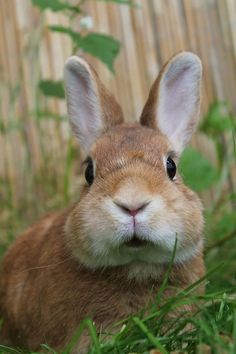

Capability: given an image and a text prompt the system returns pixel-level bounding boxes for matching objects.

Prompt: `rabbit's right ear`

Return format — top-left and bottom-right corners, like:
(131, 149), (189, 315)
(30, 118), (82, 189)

(64, 56), (124, 152)
(140, 52), (202, 154)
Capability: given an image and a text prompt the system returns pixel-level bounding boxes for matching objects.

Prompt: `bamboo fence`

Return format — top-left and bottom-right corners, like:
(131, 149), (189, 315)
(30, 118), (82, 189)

(0, 0), (236, 207)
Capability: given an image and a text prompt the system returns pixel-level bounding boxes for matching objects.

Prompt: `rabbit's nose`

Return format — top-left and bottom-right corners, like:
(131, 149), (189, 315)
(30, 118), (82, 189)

(114, 201), (150, 216)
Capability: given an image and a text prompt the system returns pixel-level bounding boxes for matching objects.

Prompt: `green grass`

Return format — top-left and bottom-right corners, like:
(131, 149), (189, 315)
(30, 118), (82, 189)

(0, 268), (236, 353)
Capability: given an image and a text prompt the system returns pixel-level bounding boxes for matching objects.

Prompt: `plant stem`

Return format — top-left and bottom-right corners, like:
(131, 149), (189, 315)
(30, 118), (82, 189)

(205, 228), (236, 253)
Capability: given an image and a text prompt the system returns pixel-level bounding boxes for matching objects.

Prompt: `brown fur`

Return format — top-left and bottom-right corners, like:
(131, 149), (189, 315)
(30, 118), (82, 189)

(0, 53), (205, 352)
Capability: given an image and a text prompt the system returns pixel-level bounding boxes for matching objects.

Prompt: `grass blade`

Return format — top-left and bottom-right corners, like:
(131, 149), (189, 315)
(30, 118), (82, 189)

(155, 237), (177, 306)
(64, 318), (101, 354)
(133, 316), (168, 354)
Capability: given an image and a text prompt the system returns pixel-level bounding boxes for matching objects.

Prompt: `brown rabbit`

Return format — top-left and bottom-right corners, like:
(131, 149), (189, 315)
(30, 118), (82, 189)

(0, 52), (205, 353)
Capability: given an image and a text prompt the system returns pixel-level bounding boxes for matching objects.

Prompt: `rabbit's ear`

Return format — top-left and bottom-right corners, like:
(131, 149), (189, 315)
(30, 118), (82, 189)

(64, 56), (124, 152)
(140, 52), (202, 153)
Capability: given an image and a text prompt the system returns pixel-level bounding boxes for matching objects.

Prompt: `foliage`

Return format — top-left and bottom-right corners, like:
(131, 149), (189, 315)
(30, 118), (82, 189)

(179, 103), (236, 282)
(39, 80), (65, 98)
(179, 102), (235, 192)
(32, 0), (121, 76)
(179, 147), (218, 192)
(49, 26), (120, 72)
(200, 102), (236, 136)
(32, 0), (81, 13)
(31, 0), (125, 98)
(1, 271), (236, 353)
(29, 0), (127, 100)
(85, 284), (236, 354)
(97, 0), (136, 5)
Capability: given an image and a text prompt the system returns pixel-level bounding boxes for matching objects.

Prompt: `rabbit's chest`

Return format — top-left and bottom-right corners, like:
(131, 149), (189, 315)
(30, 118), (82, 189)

(91, 286), (156, 328)
(120, 291), (152, 314)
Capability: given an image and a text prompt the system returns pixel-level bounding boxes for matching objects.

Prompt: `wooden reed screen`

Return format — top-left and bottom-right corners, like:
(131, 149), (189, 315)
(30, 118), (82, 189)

(0, 0), (235, 206)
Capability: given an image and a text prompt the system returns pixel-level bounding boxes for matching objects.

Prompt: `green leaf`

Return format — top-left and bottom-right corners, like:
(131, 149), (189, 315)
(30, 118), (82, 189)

(64, 318), (101, 354)
(49, 26), (120, 72)
(0, 120), (23, 134)
(38, 80), (65, 99)
(133, 317), (168, 354)
(0, 120), (6, 134)
(31, 0), (81, 13)
(210, 212), (236, 239)
(96, 0), (137, 5)
(80, 33), (120, 72)
(232, 126), (236, 161)
(200, 102), (236, 137)
(35, 110), (67, 121)
(179, 148), (218, 191)
(0, 345), (23, 354)
(40, 344), (58, 354)
(48, 25), (80, 41)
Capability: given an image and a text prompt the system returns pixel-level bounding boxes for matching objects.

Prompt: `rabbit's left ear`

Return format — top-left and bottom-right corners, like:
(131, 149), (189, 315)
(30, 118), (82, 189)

(140, 52), (202, 154)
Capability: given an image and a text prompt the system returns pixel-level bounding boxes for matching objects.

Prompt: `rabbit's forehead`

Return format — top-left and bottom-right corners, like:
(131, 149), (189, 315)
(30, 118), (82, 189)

(91, 124), (171, 167)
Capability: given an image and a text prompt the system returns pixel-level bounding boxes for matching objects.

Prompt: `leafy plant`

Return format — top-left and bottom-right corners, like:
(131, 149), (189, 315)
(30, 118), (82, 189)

(32, 0), (125, 98)
(179, 147), (218, 192)
(177, 102), (236, 291)
(49, 26), (120, 72)
(32, 0), (81, 13)
(33, 0), (121, 71)
(97, 0), (136, 5)
(200, 102), (236, 137)
(39, 80), (65, 99)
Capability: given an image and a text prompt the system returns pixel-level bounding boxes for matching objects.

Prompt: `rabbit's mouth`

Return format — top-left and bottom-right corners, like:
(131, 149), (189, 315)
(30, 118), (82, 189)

(124, 234), (148, 248)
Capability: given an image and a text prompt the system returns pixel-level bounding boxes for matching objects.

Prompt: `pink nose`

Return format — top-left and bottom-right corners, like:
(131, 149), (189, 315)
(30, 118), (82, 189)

(114, 201), (149, 216)
(129, 209), (139, 217)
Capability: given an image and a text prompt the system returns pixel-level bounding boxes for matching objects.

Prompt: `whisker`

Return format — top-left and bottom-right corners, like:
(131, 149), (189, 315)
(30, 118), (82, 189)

(22, 256), (73, 272)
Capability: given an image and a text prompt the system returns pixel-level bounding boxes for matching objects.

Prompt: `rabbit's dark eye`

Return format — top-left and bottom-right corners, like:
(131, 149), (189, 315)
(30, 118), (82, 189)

(85, 157), (94, 186)
(166, 157), (176, 180)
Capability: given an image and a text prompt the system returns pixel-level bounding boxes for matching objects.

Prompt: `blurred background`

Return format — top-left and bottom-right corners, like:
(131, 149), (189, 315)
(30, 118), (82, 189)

(0, 0), (236, 287)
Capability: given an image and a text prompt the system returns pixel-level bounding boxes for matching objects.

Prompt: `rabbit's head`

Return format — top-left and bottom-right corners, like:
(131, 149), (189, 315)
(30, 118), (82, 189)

(64, 52), (204, 278)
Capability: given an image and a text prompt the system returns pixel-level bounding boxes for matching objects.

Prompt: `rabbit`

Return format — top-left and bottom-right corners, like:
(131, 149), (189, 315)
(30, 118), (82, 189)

(0, 51), (205, 353)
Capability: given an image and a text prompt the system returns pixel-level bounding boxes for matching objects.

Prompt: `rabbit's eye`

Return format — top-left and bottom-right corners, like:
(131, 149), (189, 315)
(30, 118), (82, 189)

(166, 157), (176, 180)
(85, 157), (94, 186)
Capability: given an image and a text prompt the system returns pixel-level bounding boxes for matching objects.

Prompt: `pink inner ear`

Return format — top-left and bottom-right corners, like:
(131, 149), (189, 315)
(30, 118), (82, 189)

(157, 54), (201, 152)
(64, 58), (103, 152)
(162, 67), (193, 132)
